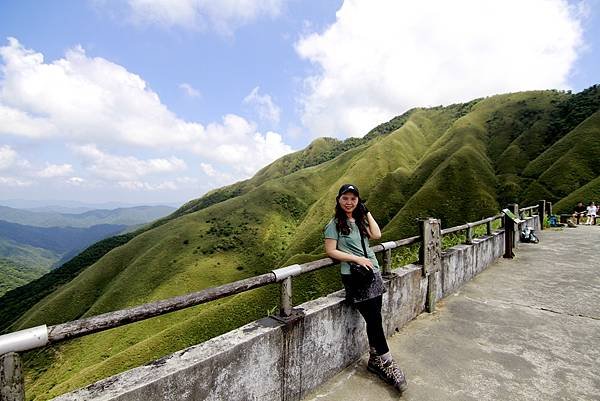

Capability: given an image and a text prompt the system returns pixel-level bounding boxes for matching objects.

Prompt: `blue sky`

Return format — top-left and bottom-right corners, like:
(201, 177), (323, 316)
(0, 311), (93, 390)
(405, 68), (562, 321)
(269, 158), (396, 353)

(0, 0), (598, 206)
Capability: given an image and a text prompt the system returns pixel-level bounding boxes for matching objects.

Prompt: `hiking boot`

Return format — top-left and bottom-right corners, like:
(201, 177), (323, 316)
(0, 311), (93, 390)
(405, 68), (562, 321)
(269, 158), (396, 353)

(367, 354), (408, 393)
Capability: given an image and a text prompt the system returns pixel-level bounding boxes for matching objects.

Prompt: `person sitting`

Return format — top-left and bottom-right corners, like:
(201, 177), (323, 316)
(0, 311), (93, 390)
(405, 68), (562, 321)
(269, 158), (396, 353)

(585, 202), (597, 225)
(572, 202), (587, 224)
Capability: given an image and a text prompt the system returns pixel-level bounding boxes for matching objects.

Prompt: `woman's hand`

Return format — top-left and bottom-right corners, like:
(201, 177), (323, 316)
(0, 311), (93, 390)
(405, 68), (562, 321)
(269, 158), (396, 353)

(355, 256), (374, 270)
(325, 239), (374, 270)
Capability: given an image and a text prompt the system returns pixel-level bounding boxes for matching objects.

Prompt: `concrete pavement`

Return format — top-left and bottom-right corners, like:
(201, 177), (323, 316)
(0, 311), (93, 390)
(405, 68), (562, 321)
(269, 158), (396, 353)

(303, 226), (600, 401)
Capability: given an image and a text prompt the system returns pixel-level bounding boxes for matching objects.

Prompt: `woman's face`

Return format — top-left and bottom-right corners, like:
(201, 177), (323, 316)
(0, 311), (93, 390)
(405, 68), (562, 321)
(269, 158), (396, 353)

(338, 192), (359, 214)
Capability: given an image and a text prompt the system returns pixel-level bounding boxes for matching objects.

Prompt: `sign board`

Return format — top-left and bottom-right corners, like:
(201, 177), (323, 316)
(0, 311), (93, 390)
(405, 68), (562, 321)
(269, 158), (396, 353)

(502, 209), (525, 224)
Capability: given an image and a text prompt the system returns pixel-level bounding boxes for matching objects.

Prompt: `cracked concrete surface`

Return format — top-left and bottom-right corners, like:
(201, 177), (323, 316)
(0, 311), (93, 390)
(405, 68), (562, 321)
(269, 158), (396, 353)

(303, 226), (600, 401)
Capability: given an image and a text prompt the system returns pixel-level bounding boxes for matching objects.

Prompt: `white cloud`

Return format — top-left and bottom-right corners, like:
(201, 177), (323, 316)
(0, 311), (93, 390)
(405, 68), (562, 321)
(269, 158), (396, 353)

(38, 163), (74, 178)
(0, 176), (32, 187)
(0, 39), (294, 181)
(117, 179), (195, 191)
(0, 38), (203, 147)
(200, 162), (233, 185)
(126, 0), (283, 34)
(200, 162), (217, 177)
(179, 83), (201, 98)
(67, 176), (85, 185)
(193, 114), (292, 175)
(0, 145), (30, 171)
(243, 86), (281, 125)
(296, 0), (585, 138)
(0, 145), (18, 170)
(73, 144), (187, 181)
(118, 180), (168, 190)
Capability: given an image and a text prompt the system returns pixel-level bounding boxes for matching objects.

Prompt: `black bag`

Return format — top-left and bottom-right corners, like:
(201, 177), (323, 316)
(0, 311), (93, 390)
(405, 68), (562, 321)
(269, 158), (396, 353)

(349, 229), (374, 284)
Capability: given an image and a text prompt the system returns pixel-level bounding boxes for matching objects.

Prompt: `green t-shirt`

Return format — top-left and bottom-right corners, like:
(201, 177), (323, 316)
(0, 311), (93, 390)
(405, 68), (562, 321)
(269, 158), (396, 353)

(324, 218), (380, 275)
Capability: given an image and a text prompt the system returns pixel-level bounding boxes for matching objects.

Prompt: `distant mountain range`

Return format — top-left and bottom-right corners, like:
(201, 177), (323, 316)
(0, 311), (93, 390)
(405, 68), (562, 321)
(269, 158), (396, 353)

(0, 205), (176, 228)
(3, 85), (599, 400)
(0, 199), (180, 212)
(0, 205), (176, 296)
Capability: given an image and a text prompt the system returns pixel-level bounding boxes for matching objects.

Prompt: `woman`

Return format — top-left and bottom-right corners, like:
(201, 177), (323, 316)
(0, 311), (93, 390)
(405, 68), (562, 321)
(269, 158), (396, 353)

(324, 183), (408, 393)
(586, 201), (597, 225)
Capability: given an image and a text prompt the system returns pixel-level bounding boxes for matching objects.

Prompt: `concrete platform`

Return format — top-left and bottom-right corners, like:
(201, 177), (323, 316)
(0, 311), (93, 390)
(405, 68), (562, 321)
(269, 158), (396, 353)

(303, 226), (600, 401)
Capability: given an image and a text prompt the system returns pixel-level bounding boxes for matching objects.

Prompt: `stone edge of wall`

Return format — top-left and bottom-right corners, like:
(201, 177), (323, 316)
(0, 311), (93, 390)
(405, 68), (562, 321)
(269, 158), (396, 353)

(53, 220), (538, 401)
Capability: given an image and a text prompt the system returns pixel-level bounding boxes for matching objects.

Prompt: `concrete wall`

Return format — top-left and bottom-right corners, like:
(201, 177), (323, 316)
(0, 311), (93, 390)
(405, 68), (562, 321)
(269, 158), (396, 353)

(53, 224), (527, 401)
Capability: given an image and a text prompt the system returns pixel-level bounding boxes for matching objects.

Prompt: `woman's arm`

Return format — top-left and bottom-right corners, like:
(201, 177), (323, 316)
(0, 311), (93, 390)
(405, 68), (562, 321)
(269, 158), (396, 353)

(324, 239), (373, 269)
(365, 212), (382, 239)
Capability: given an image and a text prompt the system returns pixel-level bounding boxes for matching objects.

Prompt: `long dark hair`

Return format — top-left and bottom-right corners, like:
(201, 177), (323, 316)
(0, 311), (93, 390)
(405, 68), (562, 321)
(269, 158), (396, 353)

(334, 195), (369, 237)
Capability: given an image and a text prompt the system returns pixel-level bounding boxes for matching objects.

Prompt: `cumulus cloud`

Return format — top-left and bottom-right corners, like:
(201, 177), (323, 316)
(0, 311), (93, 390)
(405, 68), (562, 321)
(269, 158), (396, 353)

(67, 177), (85, 185)
(193, 114), (292, 175)
(243, 86), (281, 125)
(0, 38), (293, 183)
(37, 163), (74, 178)
(0, 145), (30, 171)
(0, 176), (31, 187)
(126, 0), (283, 34)
(73, 144), (187, 181)
(117, 176), (197, 191)
(0, 38), (203, 147)
(200, 162), (217, 177)
(296, 0), (585, 138)
(118, 180), (177, 191)
(179, 82), (201, 98)
(0, 145), (18, 170)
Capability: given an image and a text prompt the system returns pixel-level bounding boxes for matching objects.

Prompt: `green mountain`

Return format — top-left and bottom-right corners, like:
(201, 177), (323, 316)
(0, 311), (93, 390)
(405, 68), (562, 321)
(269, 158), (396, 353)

(0, 221), (129, 297)
(0, 205), (175, 297)
(0, 240), (58, 296)
(0, 205), (176, 228)
(4, 86), (600, 400)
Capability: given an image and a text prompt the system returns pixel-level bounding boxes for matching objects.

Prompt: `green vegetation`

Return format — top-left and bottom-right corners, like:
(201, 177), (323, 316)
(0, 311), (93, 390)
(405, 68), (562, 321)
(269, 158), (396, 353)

(0, 233), (135, 332)
(4, 86), (599, 400)
(0, 258), (51, 297)
(0, 238), (59, 296)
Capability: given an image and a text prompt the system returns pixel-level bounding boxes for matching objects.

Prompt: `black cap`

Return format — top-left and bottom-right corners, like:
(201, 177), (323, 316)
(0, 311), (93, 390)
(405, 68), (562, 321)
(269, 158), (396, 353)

(338, 184), (359, 197)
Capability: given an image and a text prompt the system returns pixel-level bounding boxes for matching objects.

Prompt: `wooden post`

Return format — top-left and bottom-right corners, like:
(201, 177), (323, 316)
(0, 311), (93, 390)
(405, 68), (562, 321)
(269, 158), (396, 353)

(547, 201), (553, 217)
(418, 218), (442, 313)
(465, 223), (473, 245)
(382, 249), (392, 277)
(538, 200), (546, 230)
(503, 212), (514, 259)
(504, 203), (518, 259)
(486, 220), (493, 235)
(279, 277), (292, 317)
(0, 353), (24, 401)
(509, 203), (519, 247)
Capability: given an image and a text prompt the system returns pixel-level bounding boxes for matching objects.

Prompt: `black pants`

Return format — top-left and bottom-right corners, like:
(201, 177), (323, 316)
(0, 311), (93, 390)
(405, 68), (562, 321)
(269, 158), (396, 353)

(356, 295), (389, 355)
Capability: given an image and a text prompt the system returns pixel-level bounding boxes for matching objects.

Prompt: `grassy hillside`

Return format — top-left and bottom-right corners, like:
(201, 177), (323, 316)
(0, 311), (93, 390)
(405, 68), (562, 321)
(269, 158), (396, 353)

(0, 221), (130, 309)
(0, 241), (57, 296)
(4, 86), (600, 400)
(0, 258), (51, 297)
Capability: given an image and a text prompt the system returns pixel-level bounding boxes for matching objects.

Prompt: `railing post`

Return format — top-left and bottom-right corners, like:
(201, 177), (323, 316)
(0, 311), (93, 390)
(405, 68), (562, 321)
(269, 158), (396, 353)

(547, 201), (553, 217)
(509, 203), (519, 246)
(465, 223), (473, 245)
(279, 277), (293, 317)
(503, 212), (514, 259)
(0, 352), (24, 401)
(486, 219), (493, 235)
(418, 218), (442, 313)
(504, 203), (518, 259)
(382, 248), (392, 276)
(538, 200), (546, 230)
